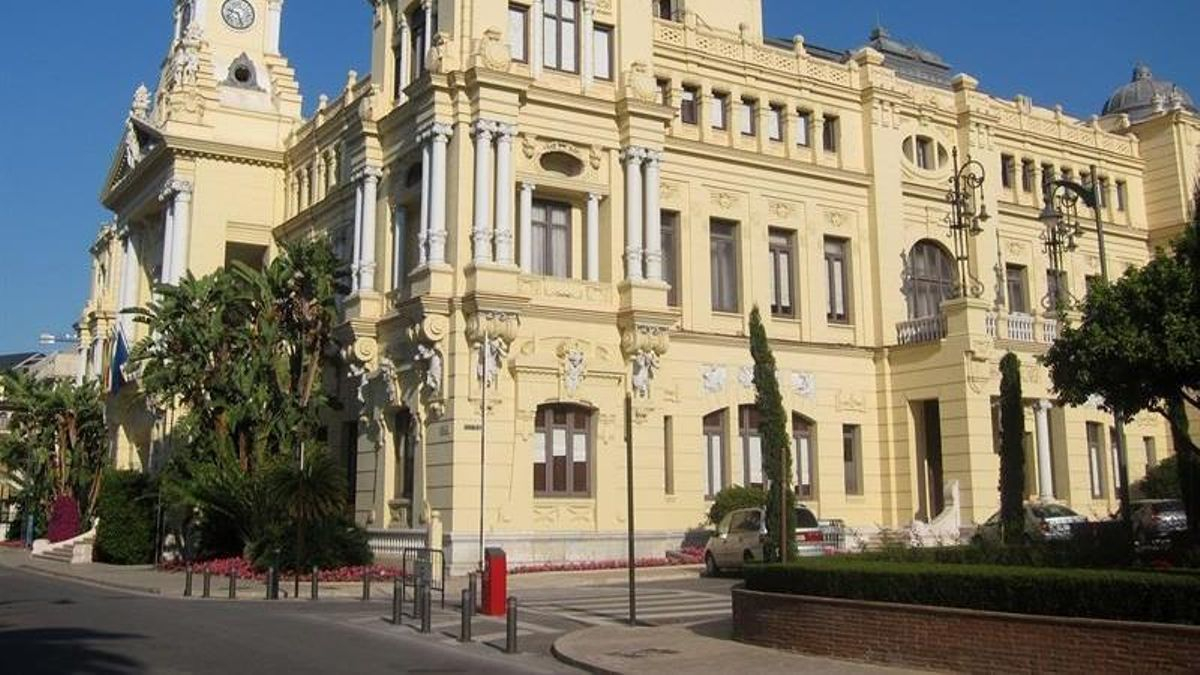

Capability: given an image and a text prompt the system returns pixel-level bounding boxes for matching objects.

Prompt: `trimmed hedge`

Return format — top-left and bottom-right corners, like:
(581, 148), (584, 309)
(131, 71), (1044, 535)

(861, 525), (1134, 569)
(96, 470), (157, 565)
(744, 558), (1200, 625)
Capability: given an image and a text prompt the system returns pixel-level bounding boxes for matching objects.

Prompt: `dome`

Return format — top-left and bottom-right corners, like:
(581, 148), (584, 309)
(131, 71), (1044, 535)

(1102, 64), (1196, 121)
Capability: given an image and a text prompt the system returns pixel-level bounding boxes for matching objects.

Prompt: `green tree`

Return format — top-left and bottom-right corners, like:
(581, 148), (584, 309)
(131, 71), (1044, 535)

(1042, 188), (1200, 539)
(267, 450), (347, 571)
(0, 373), (107, 529)
(748, 307), (796, 562)
(1133, 455), (1180, 500)
(998, 353), (1026, 545)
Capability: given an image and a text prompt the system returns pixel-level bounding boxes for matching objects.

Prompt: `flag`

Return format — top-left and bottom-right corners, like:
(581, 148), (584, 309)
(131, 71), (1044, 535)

(110, 328), (129, 394)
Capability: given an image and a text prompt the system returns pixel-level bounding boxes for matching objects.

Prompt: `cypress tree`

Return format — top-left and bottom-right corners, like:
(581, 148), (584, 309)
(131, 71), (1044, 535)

(998, 352), (1027, 545)
(748, 307), (796, 562)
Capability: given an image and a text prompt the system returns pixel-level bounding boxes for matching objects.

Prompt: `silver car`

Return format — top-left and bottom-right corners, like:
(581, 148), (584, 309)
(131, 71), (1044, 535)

(973, 501), (1086, 544)
(704, 505), (826, 575)
(1132, 499), (1187, 548)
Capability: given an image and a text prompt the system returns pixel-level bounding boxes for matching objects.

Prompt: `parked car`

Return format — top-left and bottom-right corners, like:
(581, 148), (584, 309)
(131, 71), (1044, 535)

(972, 501), (1086, 544)
(1131, 499), (1187, 548)
(704, 504), (828, 575)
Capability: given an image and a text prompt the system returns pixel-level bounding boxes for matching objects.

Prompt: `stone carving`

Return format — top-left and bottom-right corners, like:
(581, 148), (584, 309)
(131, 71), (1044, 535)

(711, 191), (737, 211)
(836, 390), (866, 412)
(427, 33), (456, 74)
(826, 210), (846, 229)
(769, 201), (793, 219)
(467, 310), (520, 389)
(358, 85), (378, 122)
(131, 85), (151, 120)
(619, 320), (671, 398)
(414, 343), (443, 399)
(701, 365), (727, 394)
(737, 366), (755, 389)
(123, 122), (143, 169)
(626, 61), (657, 102)
(791, 371), (816, 398)
(477, 27), (511, 71)
(558, 344), (587, 395)
(631, 350), (659, 398)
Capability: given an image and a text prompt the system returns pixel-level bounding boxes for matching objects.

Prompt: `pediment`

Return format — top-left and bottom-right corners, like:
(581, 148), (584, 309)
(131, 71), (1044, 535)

(101, 117), (164, 198)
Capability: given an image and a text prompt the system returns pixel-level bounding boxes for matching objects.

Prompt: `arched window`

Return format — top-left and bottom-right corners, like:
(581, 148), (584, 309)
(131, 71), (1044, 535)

(702, 410), (726, 499)
(792, 413), (816, 499)
(533, 404), (592, 496)
(908, 240), (956, 319)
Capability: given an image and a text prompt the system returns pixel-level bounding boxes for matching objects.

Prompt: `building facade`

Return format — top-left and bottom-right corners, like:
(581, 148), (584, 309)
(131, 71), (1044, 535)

(78, 0), (1196, 571)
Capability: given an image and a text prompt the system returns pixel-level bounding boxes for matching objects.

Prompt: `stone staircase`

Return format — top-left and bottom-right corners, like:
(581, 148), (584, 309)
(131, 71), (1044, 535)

(31, 525), (97, 564)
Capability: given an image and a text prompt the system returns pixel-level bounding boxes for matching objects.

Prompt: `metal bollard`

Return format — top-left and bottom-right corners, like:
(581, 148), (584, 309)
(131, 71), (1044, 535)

(228, 571), (237, 599)
(505, 597), (518, 654)
(468, 572), (478, 613)
(392, 577), (403, 625)
(184, 565), (193, 597)
(266, 566), (278, 600)
(362, 570), (371, 601)
(202, 569), (212, 598)
(420, 585), (432, 634)
(413, 578), (422, 620)
(311, 566), (319, 601)
(294, 572), (300, 599)
(459, 589), (472, 642)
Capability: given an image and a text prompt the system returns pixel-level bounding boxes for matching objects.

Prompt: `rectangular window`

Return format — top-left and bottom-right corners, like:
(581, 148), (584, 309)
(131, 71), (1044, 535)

(767, 105), (783, 141)
(392, 40), (405, 99)
(822, 114), (839, 153)
(654, 0), (675, 20)
(1046, 269), (1067, 311)
(739, 98), (756, 136)
(1001, 154), (1015, 189)
(531, 200), (572, 278)
(1097, 177), (1109, 208)
(592, 24), (613, 80)
(534, 406), (591, 496)
(1041, 163), (1056, 191)
(1005, 264), (1028, 314)
(1115, 180), (1128, 211)
(703, 411), (725, 499)
(1086, 422), (1106, 498)
(768, 229), (795, 317)
(543, 0), (579, 73)
(710, 219), (739, 313)
(664, 416), (675, 495)
(1144, 436), (1157, 467)
(795, 109), (811, 146)
(1021, 159), (1036, 192)
(824, 236), (850, 323)
(915, 137), (934, 170)
(843, 424), (862, 496)
(739, 406), (764, 488)
(656, 78), (671, 105)
(509, 5), (529, 62)
(794, 418), (815, 499)
(410, 8), (427, 79)
(661, 211), (680, 307)
(711, 92), (728, 130)
(680, 86), (698, 125)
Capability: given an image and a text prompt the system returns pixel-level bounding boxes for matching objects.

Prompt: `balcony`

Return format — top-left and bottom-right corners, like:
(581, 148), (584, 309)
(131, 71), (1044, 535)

(897, 306), (1061, 347)
(896, 314), (947, 345)
(986, 311), (1059, 345)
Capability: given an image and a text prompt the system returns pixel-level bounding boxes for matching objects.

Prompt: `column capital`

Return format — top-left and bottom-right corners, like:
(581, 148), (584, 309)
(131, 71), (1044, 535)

(495, 123), (518, 140)
(420, 0), (433, 10)
(520, 181), (537, 192)
(473, 119), (500, 139)
(430, 122), (453, 142)
(622, 146), (648, 165)
(159, 178), (193, 202)
(644, 150), (663, 166)
(362, 166), (384, 182)
(582, 0), (597, 15)
(587, 192), (602, 202)
(1033, 399), (1053, 412)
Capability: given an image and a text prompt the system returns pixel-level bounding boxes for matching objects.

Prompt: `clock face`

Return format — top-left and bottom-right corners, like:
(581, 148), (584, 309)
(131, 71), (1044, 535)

(222, 0), (256, 30)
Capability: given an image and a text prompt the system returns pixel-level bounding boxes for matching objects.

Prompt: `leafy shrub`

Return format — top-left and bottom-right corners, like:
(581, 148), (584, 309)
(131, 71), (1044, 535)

(745, 557), (1200, 624)
(863, 523), (1134, 569)
(95, 470), (157, 565)
(707, 485), (767, 526)
(249, 516), (372, 571)
(6, 503), (46, 541)
(47, 495), (82, 543)
(1134, 456), (1180, 499)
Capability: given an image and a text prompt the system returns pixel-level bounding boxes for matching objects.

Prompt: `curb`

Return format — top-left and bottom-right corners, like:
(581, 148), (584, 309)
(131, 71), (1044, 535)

(551, 636), (622, 675)
(16, 564), (163, 596)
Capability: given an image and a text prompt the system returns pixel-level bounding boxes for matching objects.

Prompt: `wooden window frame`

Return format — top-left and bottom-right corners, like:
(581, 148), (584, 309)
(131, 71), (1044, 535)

(768, 228), (795, 318)
(533, 404), (592, 497)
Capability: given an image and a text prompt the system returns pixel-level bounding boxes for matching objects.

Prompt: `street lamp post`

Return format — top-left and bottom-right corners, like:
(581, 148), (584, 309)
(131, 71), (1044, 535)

(945, 148), (991, 298)
(1038, 167), (1131, 524)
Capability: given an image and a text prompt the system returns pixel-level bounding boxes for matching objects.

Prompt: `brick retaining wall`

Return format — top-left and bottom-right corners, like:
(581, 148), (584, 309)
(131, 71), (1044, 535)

(732, 586), (1200, 673)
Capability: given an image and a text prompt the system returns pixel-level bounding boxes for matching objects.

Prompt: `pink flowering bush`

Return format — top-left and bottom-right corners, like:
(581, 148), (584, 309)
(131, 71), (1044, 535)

(165, 557), (405, 582)
(510, 550), (703, 575)
(47, 496), (82, 543)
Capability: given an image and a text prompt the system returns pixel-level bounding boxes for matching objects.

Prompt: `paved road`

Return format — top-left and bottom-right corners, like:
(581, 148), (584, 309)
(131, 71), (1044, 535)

(0, 565), (576, 674)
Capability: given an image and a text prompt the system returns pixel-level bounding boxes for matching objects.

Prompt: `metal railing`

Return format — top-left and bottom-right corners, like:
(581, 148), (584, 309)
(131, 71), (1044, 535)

(366, 528), (428, 559)
(896, 314), (947, 345)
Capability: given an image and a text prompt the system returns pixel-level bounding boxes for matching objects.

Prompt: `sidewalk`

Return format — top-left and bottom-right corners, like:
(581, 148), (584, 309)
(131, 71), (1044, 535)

(552, 625), (929, 675)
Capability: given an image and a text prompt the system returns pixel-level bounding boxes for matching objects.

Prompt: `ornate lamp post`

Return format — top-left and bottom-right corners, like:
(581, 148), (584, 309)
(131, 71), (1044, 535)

(945, 148), (991, 298)
(1038, 166), (1130, 524)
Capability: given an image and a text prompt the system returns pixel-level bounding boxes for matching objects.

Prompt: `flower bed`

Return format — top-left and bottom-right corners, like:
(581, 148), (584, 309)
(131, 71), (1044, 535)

(163, 557), (404, 582)
(509, 547), (704, 575)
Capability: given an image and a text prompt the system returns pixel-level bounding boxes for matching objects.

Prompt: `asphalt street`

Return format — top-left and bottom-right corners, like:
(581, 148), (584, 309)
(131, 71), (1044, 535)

(0, 565), (578, 674)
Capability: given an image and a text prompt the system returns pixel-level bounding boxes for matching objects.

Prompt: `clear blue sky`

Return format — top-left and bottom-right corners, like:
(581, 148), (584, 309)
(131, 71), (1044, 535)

(0, 1), (1195, 353)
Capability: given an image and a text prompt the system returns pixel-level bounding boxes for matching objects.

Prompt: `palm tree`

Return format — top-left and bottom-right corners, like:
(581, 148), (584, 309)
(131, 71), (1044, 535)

(268, 451), (346, 570)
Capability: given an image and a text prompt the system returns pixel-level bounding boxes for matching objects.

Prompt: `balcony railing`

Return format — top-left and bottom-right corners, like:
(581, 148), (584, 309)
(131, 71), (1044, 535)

(896, 314), (947, 345)
(1041, 318), (1060, 343)
(987, 311), (1061, 345)
(1005, 312), (1036, 342)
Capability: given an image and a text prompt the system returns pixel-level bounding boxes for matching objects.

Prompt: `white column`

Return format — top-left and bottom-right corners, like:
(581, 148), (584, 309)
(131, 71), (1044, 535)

(580, 0), (595, 91)
(494, 125), (515, 266)
(419, 139), (431, 266)
(193, 0), (209, 31)
(422, 0), (433, 60)
(351, 176), (364, 291)
(472, 120), (495, 264)
(530, 0), (544, 79)
(428, 123), (451, 265)
(159, 201), (175, 285)
(170, 183), (193, 283)
(586, 193), (601, 282)
(118, 228), (141, 336)
(519, 182), (535, 272)
(359, 168), (381, 291)
(266, 0), (284, 54)
(643, 152), (663, 282)
(623, 148), (645, 280)
(398, 17), (411, 104)
(392, 205), (408, 291)
(1034, 399), (1054, 500)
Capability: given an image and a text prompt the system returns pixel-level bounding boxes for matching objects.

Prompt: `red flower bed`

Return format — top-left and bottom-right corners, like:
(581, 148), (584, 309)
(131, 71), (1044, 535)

(509, 547), (705, 575)
(163, 557), (405, 582)
(0, 540), (26, 549)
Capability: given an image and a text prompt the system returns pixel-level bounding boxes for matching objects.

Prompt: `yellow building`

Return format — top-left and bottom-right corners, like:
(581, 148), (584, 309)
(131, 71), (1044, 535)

(78, 0), (1195, 571)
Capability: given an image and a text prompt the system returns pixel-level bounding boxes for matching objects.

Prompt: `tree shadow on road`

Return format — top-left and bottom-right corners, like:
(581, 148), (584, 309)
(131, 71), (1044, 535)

(0, 626), (146, 674)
